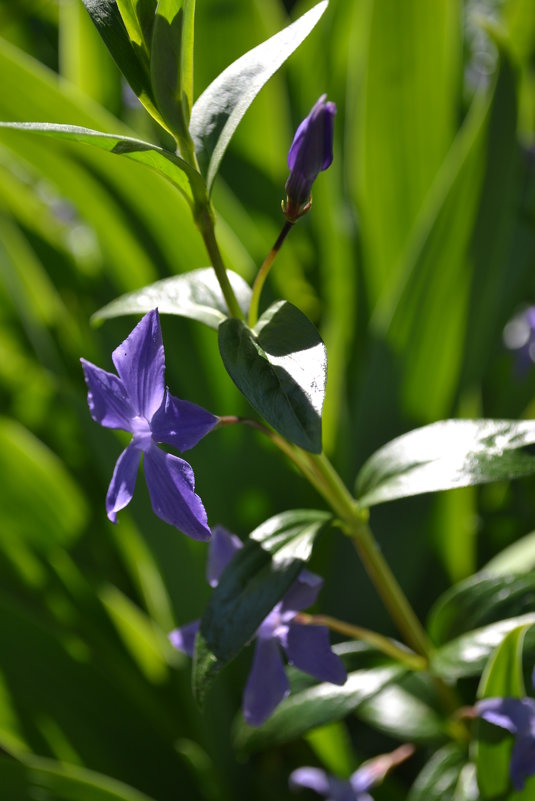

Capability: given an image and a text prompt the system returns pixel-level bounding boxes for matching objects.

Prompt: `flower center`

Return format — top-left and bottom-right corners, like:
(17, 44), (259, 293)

(131, 415), (152, 450)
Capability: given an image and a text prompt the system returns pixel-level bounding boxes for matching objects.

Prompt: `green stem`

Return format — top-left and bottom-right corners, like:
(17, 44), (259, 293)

(195, 202), (244, 319)
(302, 452), (432, 660)
(248, 221), (294, 327)
(296, 612), (426, 670)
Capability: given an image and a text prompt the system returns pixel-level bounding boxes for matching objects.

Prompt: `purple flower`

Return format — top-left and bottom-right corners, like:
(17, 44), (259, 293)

(169, 526), (346, 726)
(476, 667), (535, 791)
(289, 745), (414, 801)
(81, 309), (217, 540)
(284, 94), (336, 222)
(503, 306), (535, 373)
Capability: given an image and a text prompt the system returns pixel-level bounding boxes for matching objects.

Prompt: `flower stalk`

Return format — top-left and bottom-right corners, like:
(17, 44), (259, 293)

(248, 220), (294, 327)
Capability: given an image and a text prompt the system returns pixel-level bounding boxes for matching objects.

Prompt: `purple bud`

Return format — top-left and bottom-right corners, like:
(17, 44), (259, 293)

(284, 94), (336, 221)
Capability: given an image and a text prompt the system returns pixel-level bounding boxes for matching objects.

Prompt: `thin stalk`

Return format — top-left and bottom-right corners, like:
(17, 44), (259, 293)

(195, 203), (244, 319)
(303, 452), (432, 660)
(296, 612), (426, 670)
(248, 221), (294, 327)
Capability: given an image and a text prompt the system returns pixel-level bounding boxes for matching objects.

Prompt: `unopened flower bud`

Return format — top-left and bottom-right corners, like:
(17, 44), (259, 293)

(283, 94), (336, 222)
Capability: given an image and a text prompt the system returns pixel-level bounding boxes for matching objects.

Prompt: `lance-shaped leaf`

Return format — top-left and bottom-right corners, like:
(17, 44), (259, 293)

(356, 419), (535, 507)
(218, 301), (327, 453)
(0, 122), (200, 202)
(234, 654), (405, 752)
(192, 510), (330, 704)
(150, 0), (196, 137)
(81, 0), (157, 117)
(431, 614), (535, 680)
(92, 268), (252, 329)
(116, 0), (156, 54)
(475, 624), (532, 800)
(189, 0), (328, 190)
(428, 573), (535, 646)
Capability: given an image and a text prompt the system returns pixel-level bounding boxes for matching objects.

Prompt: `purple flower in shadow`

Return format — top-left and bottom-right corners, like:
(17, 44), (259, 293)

(81, 309), (217, 540)
(283, 94), (336, 222)
(503, 306), (535, 374)
(169, 526), (346, 726)
(289, 745), (414, 801)
(476, 667), (535, 791)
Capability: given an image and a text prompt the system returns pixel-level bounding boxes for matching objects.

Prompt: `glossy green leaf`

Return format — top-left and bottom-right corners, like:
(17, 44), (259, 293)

(150, 0), (189, 137)
(192, 510), (330, 704)
(81, 0), (152, 105)
(356, 419), (535, 507)
(356, 671), (446, 742)
(189, 0), (328, 189)
(476, 624), (532, 799)
(407, 745), (467, 801)
(431, 613), (535, 680)
(116, 0), (154, 53)
(234, 660), (405, 753)
(218, 301), (327, 452)
(483, 531), (535, 577)
(0, 755), (157, 801)
(428, 573), (535, 646)
(0, 122), (198, 202)
(93, 267), (251, 328)
(0, 418), (87, 550)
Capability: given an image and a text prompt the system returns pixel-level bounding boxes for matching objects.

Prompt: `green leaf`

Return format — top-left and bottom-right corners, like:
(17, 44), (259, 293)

(355, 419), (535, 507)
(356, 671), (446, 742)
(116, 0), (155, 53)
(150, 0), (190, 137)
(234, 658), (405, 753)
(192, 509), (330, 704)
(476, 624), (533, 800)
(483, 530), (535, 577)
(0, 418), (87, 550)
(431, 613), (535, 680)
(81, 0), (153, 107)
(407, 745), (467, 801)
(189, 0), (328, 190)
(0, 122), (199, 202)
(428, 573), (535, 646)
(0, 754), (157, 801)
(218, 301), (327, 452)
(92, 267), (251, 328)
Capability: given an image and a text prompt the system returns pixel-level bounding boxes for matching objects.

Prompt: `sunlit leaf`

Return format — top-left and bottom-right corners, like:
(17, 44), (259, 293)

(356, 419), (535, 507)
(0, 122), (199, 202)
(189, 0), (328, 189)
(93, 267), (251, 328)
(219, 301), (327, 452)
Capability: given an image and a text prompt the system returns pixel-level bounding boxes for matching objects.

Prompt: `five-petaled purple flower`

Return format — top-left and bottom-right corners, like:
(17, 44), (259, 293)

(81, 309), (217, 540)
(169, 526), (347, 726)
(476, 667), (535, 791)
(289, 745), (414, 801)
(284, 94), (336, 222)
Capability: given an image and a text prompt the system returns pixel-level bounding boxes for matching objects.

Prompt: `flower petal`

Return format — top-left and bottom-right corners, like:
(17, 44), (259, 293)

(106, 442), (141, 523)
(112, 309), (165, 419)
(80, 359), (134, 430)
(477, 697), (535, 735)
(151, 390), (218, 452)
(242, 637), (289, 726)
(289, 768), (355, 801)
(143, 445), (211, 540)
(206, 526), (243, 587)
(169, 620), (200, 658)
(280, 569), (323, 618)
(285, 623), (347, 685)
(510, 731), (535, 791)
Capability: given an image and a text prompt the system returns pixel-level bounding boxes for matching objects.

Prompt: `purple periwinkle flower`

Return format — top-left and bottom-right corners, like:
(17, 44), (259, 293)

(81, 309), (217, 540)
(169, 526), (347, 726)
(289, 745), (414, 801)
(283, 94), (336, 222)
(476, 666), (535, 791)
(503, 306), (535, 373)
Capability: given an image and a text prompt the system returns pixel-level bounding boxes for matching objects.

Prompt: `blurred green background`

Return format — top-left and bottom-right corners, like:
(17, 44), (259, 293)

(0, 0), (535, 798)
